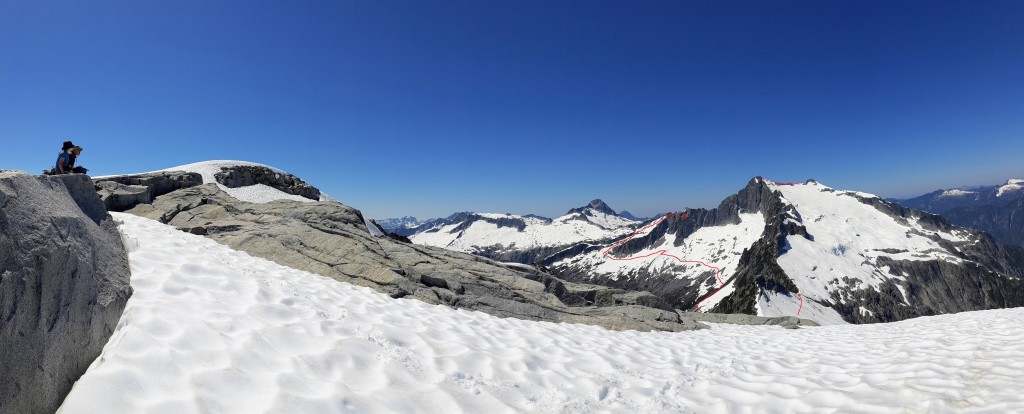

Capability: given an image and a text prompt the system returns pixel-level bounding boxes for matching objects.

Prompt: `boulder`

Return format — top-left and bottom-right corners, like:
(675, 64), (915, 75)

(95, 181), (151, 212)
(0, 173), (132, 414)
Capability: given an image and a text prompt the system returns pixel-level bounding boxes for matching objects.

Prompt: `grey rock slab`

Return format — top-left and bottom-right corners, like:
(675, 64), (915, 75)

(0, 174), (132, 414)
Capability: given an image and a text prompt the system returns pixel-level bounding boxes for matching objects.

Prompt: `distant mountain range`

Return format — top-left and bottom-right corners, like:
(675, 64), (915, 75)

(376, 202), (651, 238)
(402, 199), (639, 263)
(892, 179), (1024, 246)
(384, 178), (1024, 325)
(374, 216), (424, 233)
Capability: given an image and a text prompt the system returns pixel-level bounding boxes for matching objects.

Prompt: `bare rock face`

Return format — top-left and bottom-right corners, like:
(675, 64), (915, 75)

(0, 173), (132, 414)
(126, 184), (709, 332)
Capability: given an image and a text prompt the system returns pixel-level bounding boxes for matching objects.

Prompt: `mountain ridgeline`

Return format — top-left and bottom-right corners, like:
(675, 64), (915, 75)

(400, 178), (1024, 325)
(551, 178), (802, 315)
(894, 179), (1024, 247)
(406, 199), (639, 264)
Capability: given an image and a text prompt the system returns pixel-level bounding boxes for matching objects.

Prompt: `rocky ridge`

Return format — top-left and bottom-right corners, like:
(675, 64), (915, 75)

(547, 178), (792, 313)
(896, 179), (1024, 246)
(408, 199), (639, 264)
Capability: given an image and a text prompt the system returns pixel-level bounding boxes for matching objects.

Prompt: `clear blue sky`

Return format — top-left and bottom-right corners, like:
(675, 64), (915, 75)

(2, 1), (1022, 219)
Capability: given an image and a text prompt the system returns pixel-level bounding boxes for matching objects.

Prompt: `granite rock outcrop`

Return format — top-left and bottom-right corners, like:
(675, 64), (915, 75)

(0, 173), (132, 414)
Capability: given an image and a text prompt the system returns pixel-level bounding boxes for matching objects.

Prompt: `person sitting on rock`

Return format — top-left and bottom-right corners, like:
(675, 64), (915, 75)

(68, 146), (88, 174)
(54, 141), (75, 174)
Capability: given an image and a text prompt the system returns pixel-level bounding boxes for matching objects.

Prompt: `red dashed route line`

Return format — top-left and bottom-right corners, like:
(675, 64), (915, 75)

(601, 212), (803, 315)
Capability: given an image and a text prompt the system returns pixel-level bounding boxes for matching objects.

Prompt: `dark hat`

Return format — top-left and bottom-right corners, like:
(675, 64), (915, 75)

(62, 140), (75, 151)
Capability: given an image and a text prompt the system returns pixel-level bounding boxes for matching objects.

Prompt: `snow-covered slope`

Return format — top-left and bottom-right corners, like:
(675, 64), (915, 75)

(58, 213), (1024, 413)
(767, 180), (977, 322)
(410, 200), (638, 262)
(551, 212), (766, 314)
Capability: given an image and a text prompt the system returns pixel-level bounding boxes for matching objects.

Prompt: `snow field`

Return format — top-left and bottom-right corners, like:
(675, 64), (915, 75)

(756, 291), (847, 326)
(59, 213), (1024, 413)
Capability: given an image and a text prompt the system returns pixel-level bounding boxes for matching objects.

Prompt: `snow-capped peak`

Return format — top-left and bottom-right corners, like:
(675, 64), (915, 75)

(939, 189), (976, 198)
(561, 199), (638, 231)
(409, 200), (639, 262)
(375, 216), (423, 231)
(998, 179), (1024, 197)
(763, 178), (893, 201)
(566, 199), (618, 216)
